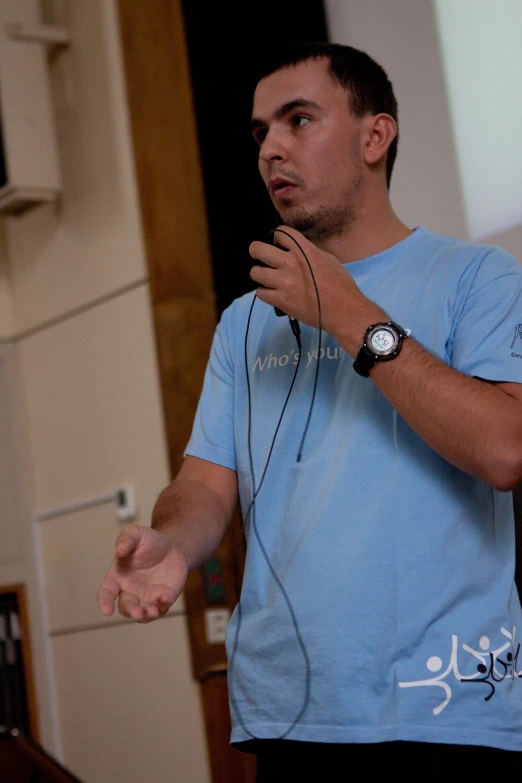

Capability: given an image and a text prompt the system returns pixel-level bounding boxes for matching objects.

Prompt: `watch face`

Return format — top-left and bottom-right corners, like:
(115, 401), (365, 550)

(369, 326), (397, 355)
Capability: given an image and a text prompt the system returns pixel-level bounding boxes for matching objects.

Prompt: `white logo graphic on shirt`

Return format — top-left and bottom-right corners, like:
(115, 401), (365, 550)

(399, 627), (521, 715)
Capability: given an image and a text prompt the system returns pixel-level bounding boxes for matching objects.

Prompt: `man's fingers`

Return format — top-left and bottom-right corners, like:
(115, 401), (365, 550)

(97, 573), (120, 616)
(98, 592), (115, 616)
(118, 592), (171, 623)
(145, 605), (160, 620)
(100, 590), (170, 622)
(250, 264), (278, 289)
(154, 592), (174, 615)
(146, 588), (175, 613)
(273, 225), (310, 252)
(117, 591), (141, 619)
(249, 241), (285, 268)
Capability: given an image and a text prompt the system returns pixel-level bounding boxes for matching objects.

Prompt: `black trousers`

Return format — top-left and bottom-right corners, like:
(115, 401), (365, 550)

(254, 740), (522, 781)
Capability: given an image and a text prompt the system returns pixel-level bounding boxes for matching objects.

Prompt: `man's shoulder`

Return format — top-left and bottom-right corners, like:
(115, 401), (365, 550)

(224, 289), (258, 313)
(214, 290), (267, 349)
(416, 227), (521, 280)
(420, 227), (519, 263)
(217, 290), (257, 327)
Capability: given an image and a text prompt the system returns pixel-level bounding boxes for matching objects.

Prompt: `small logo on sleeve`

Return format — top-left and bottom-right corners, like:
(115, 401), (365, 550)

(511, 324), (522, 358)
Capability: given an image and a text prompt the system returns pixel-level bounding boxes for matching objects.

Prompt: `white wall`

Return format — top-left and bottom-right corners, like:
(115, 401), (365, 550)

(325, 0), (522, 263)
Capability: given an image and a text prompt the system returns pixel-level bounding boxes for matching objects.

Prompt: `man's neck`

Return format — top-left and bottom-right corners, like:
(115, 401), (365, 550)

(313, 201), (412, 263)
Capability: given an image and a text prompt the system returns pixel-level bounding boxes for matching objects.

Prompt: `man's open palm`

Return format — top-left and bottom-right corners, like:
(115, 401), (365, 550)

(97, 525), (188, 623)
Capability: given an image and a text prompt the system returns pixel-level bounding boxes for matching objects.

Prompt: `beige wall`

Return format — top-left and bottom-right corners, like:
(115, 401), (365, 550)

(0, 1), (210, 781)
(0, 227), (15, 338)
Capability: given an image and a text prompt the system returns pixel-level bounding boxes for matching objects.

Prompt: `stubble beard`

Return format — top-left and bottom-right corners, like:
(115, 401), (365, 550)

(278, 176), (362, 243)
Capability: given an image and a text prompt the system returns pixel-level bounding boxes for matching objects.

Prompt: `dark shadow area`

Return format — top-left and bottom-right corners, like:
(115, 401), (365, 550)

(0, 733), (84, 783)
(0, 592), (31, 737)
(181, 1), (329, 315)
(514, 484), (522, 595)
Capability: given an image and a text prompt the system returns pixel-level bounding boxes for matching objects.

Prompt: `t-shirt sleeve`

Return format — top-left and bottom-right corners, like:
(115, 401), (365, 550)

(449, 247), (522, 383)
(184, 308), (237, 471)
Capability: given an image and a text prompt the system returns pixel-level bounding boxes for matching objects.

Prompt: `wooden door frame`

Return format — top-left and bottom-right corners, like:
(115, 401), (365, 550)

(115, 2), (255, 781)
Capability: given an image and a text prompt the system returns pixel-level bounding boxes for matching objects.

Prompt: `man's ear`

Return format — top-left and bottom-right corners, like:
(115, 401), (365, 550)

(363, 113), (397, 166)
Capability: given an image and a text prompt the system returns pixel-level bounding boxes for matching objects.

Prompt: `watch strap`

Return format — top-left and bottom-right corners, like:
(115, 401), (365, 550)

(353, 344), (375, 377)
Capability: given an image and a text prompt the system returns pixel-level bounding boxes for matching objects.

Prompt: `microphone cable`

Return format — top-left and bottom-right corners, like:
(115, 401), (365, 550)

(268, 229), (323, 462)
(228, 230), (323, 740)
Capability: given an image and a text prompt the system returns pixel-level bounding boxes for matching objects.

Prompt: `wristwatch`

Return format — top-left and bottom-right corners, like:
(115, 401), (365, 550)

(353, 321), (408, 377)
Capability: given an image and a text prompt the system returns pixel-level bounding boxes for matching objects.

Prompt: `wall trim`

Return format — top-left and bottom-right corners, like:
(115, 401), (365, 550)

(0, 277), (148, 344)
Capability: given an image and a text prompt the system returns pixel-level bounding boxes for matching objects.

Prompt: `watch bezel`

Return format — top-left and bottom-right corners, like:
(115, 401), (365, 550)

(353, 321), (407, 378)
(365, 323), (402, 357)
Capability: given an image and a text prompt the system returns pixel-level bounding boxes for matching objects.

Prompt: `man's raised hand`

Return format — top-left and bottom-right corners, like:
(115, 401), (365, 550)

(249, 225), (366, 336)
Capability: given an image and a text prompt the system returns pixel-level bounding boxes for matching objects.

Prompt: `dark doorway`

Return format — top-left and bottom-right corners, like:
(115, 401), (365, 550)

(181, 2), (329, 315)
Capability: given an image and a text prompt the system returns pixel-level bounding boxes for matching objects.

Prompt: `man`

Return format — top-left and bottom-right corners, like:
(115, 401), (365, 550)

(98, 43), (522, 777)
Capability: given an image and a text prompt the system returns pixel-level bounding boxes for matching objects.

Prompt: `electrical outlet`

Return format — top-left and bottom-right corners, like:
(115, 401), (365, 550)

(204, 608), (230, 644)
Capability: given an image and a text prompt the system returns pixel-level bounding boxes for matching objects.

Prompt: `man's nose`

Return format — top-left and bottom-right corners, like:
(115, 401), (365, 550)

(259, 129), (288, 164)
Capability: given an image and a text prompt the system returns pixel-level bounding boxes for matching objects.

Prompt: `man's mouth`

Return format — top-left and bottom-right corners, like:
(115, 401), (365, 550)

(270, 176), (298, 198)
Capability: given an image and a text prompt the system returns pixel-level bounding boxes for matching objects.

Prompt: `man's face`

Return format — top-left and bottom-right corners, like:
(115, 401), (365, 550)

(251, 58), (364, 241)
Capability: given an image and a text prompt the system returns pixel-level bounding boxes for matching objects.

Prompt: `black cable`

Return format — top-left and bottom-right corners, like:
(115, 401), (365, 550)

(229, 295), (308, 739)
(269, 229), (323, 461)
(228, 230), (323, 740)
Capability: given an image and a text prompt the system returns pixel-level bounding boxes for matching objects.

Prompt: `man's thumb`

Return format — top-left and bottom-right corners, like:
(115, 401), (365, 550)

(115, 526), (141, 558)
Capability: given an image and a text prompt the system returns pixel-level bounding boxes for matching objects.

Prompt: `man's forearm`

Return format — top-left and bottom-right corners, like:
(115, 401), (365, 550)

(370, 338), (522, 490)
(151, 478), (233, 571)
(333, 301), (522, 491)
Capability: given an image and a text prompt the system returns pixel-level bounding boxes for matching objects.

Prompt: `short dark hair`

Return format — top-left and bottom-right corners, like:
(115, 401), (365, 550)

(255, 42), (399, 189)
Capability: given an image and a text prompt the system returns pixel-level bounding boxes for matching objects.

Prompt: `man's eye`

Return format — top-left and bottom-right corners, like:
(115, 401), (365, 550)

(254, 129), (267, 145)
(292, 115), (310, 128)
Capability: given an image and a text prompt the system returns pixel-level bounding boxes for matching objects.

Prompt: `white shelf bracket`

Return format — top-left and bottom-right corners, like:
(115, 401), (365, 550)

(35, 485), (137, 524)
(5, 22), (71, 52)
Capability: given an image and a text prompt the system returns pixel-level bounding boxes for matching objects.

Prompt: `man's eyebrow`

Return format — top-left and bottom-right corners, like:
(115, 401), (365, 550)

(250, 98), (322, 132)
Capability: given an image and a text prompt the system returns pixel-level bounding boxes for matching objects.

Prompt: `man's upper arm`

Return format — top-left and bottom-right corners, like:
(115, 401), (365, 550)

(184, 308), (238, 472)
(450, 247), (522, 383)
(177, 455), (238, 521)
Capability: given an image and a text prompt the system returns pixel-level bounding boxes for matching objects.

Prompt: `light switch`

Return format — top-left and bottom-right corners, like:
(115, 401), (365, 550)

(204, 608), (230, 644)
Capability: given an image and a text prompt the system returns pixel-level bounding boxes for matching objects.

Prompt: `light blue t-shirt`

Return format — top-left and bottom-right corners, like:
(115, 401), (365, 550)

(185, 227), (522, 750)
